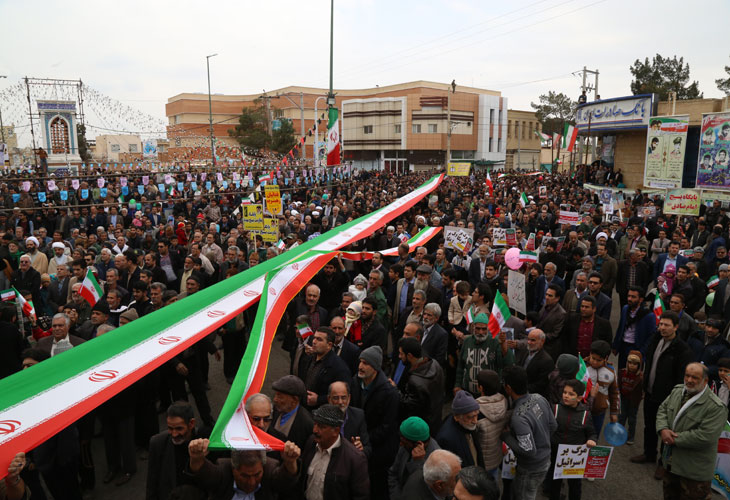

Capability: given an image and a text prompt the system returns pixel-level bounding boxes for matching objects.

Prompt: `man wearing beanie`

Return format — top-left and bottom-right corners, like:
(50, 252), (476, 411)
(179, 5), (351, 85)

(454, 313), (514, 397)
(435, 390), (483, 468)
(350, 345), (399, 499)
(548, 354), (579, 405)
(388, 416), (440, 499)
(77, 301), (112, 340)
(300, 404), (370, 500)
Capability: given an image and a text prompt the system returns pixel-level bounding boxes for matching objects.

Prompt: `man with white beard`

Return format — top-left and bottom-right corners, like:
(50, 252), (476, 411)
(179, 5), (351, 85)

(656, 362), (727, 498)
(435, 390), (483, 467)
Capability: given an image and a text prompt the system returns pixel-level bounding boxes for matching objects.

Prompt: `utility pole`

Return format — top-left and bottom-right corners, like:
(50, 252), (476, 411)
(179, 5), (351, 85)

(206, 53), (218, 168)
(326, 0), (335, 190)
(445, 80), (456, 169)
(516, 120), (521, 171)
(24, 77), (38, 167)
(277, 92), (307, 162)
(0, 76), (6, 145)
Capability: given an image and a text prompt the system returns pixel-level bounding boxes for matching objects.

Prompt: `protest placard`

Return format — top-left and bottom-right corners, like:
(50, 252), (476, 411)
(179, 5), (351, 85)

(264, 185), (282, 215)
(558, 210), (580, 225)
(492, 228), (507, 246)
(507, 270), (526, 315)
(260, 217), (279, 243)
(664, 189), (700, 216)
(243, 204), (263, 231)
(444, 227), (474, 253)
(553, 444), (613, 480)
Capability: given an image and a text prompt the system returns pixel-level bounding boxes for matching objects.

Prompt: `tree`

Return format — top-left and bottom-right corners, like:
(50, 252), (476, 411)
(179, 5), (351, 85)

(531, 91), (576, 135)
(629, 54), (702, 100)
(717, 56), (730, 96)
(271, 118), (297, 154)
(228, 99), (271, 150)
(76, 123), (92, 163)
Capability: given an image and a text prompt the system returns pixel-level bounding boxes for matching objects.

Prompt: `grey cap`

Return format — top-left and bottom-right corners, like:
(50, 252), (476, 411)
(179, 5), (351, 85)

(693, 247), (705, 253)
(416, 264), (433, 274)
(272, 375), (306, 399)
(720, 264), (729, 272)
(359, 345), (383, 370)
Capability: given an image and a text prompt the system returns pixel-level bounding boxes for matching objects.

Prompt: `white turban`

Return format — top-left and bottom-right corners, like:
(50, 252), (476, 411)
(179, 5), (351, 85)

(52, 242), (65, 250)
(26, 236), (39, 247)
(596, 232), (608, 241)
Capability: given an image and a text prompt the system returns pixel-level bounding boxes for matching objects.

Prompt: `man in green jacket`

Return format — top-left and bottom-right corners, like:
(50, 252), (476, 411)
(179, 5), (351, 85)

(656, 362), (727, 499)
(454, 313), (514, 397)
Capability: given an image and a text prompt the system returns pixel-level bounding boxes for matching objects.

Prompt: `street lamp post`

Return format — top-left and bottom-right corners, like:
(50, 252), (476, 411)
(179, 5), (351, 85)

(326, 0), (335, 190)
(206, 54), (218, 168)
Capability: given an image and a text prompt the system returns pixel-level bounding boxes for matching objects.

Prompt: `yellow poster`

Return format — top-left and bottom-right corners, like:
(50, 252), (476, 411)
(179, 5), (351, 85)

(243, 204), (263, 231)
(264, 185), (282, 215)
(447, 162), (471, 176)
(261, 217), (279, 243)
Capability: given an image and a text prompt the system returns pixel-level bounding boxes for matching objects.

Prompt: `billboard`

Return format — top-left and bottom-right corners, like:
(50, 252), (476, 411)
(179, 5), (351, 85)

(643, 115), (689, 188)
(143, 139), (158, 159)
(696, 112), (730, 190)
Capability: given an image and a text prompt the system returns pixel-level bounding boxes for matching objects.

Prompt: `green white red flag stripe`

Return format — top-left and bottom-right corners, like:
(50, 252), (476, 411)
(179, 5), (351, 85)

(297, 323), (314, 339)
(519, 192), (529, 208)
(535, 131), (551, 142)
(211, 251), (338, 450)
(488, 293), (510, 338)
(562, 123), (578, 152)
(326, 107), (341, 166)
(13, 288), (34, 319)
(339, 226), (442, 261)
(0, 289), (15, 301)
(464, 306), (475, 325)
(576, 356), (593, 402)
(525, 233), (536, 251)
(552, 132), (562, 149)
(0, 173), (444, 477)
(79, 268), (104, 306)
(653, 292), (665, 326)
(708, 275), (720, 289)
(485, 173), (494, 197)
(520, 251), (538, 263)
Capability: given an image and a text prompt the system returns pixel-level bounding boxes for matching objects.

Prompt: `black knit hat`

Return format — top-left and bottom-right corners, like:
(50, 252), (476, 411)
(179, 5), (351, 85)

(312, 404), (345, 428)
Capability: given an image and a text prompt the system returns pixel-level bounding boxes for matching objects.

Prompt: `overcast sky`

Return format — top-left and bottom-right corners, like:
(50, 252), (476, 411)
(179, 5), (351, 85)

(2, 0), (728, 142)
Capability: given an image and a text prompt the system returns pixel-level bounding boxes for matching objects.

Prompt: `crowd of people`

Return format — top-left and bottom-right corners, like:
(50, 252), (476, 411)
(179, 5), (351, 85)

(1, 164), (729, 500)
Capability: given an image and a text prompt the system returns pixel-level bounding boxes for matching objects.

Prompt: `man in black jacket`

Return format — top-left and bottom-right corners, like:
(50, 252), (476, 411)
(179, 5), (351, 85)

(11, 254), (41, 305)
(328, 381), (372, 458)
(513, 329), (555, 399)
(299, 327), (351, 410)
(630, 311), (693, 480)
(268, 375), (314, 452)
(397, 337), (445, 433)
(330, 316), (360, 376)
(299, 404), (370, 500)
(350, 345), (399, 499)
(561, 295), (613, 358)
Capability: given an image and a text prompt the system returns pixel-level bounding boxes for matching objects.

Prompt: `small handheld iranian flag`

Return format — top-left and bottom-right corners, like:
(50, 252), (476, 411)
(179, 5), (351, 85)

(708, 275), (720, 289)
(519, 192), (529, 208)
(577, 355), (593, 402)
(297, 323), (313, 339)
(326, 107), (341, 166)
(258, 172), (273, 184)
(0, 289), (16, 302)
(79, 268), (104, 306)
(562, 123), (578, 152)
(12, 287), (35, 319)
(464, 306), (475, 325)
(485, 172), (494, 197)
(277, 240), (287, 251)
(488, 293), (511, 338)
(519, 251), (538, 263)
(653, 292), (665, 326)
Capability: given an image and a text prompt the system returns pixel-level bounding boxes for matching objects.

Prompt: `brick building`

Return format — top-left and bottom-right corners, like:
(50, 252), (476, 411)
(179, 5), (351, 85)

(165, 81), (507, 171)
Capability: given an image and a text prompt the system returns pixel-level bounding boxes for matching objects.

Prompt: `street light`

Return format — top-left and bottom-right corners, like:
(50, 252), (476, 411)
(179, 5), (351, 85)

(206, 54), (218, 168)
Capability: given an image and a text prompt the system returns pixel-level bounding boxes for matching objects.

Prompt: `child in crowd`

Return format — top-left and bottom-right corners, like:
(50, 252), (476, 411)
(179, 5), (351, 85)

(618, 349), (643, 445)
(713, 357), (730, 411)
(475, 369), (510, 479)
(549, 379), (597, 500)
(585, 340), (620, 437)
(548, 354), (579, 405)
(348, 274), (368, 301)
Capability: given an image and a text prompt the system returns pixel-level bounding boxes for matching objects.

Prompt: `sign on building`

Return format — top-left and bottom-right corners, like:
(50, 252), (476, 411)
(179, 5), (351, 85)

(643, 115), (689, 188)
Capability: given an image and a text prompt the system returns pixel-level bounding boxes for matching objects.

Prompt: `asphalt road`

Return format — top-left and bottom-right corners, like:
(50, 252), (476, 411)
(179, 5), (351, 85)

(81, 290), (668, 499)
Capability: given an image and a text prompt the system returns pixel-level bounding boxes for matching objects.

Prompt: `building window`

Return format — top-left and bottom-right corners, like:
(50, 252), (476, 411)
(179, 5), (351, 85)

(364, 125), (373, 134)
(489, 138), (493, 152)
(522, 122), (527, 139)
(498, 138), (502, 152)
(129, 144), (138, 152)
(507, 120), (511, 138)
(394, 124), (401, 134)
(499, 110), (503, 125)
(428, 124), (438, 133)
(489, 109), (494, 123)
(110, 144), (120, 153)
(528, 122), (533, 137)
(49, 117), (70, 154)
(412, 124), (421, 134)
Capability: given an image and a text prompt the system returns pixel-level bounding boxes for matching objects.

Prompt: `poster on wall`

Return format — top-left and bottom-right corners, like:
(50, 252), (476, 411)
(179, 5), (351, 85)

(644, 115), (689, 189)
(143, 139), (158, 159)
(696, 112), (730, 190)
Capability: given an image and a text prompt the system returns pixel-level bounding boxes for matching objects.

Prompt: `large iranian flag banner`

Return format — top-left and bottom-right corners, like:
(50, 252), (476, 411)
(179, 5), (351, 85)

(326, 107), (340, 166)
(0, 174), (444, 476)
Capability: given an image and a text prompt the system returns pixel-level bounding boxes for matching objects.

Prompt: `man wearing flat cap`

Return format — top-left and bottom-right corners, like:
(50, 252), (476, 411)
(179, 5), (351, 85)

(415, 264), (442, 306)
(300, 404), (369, 500)
(268, 375), (314, 451)
(388, 416), (440, 499)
